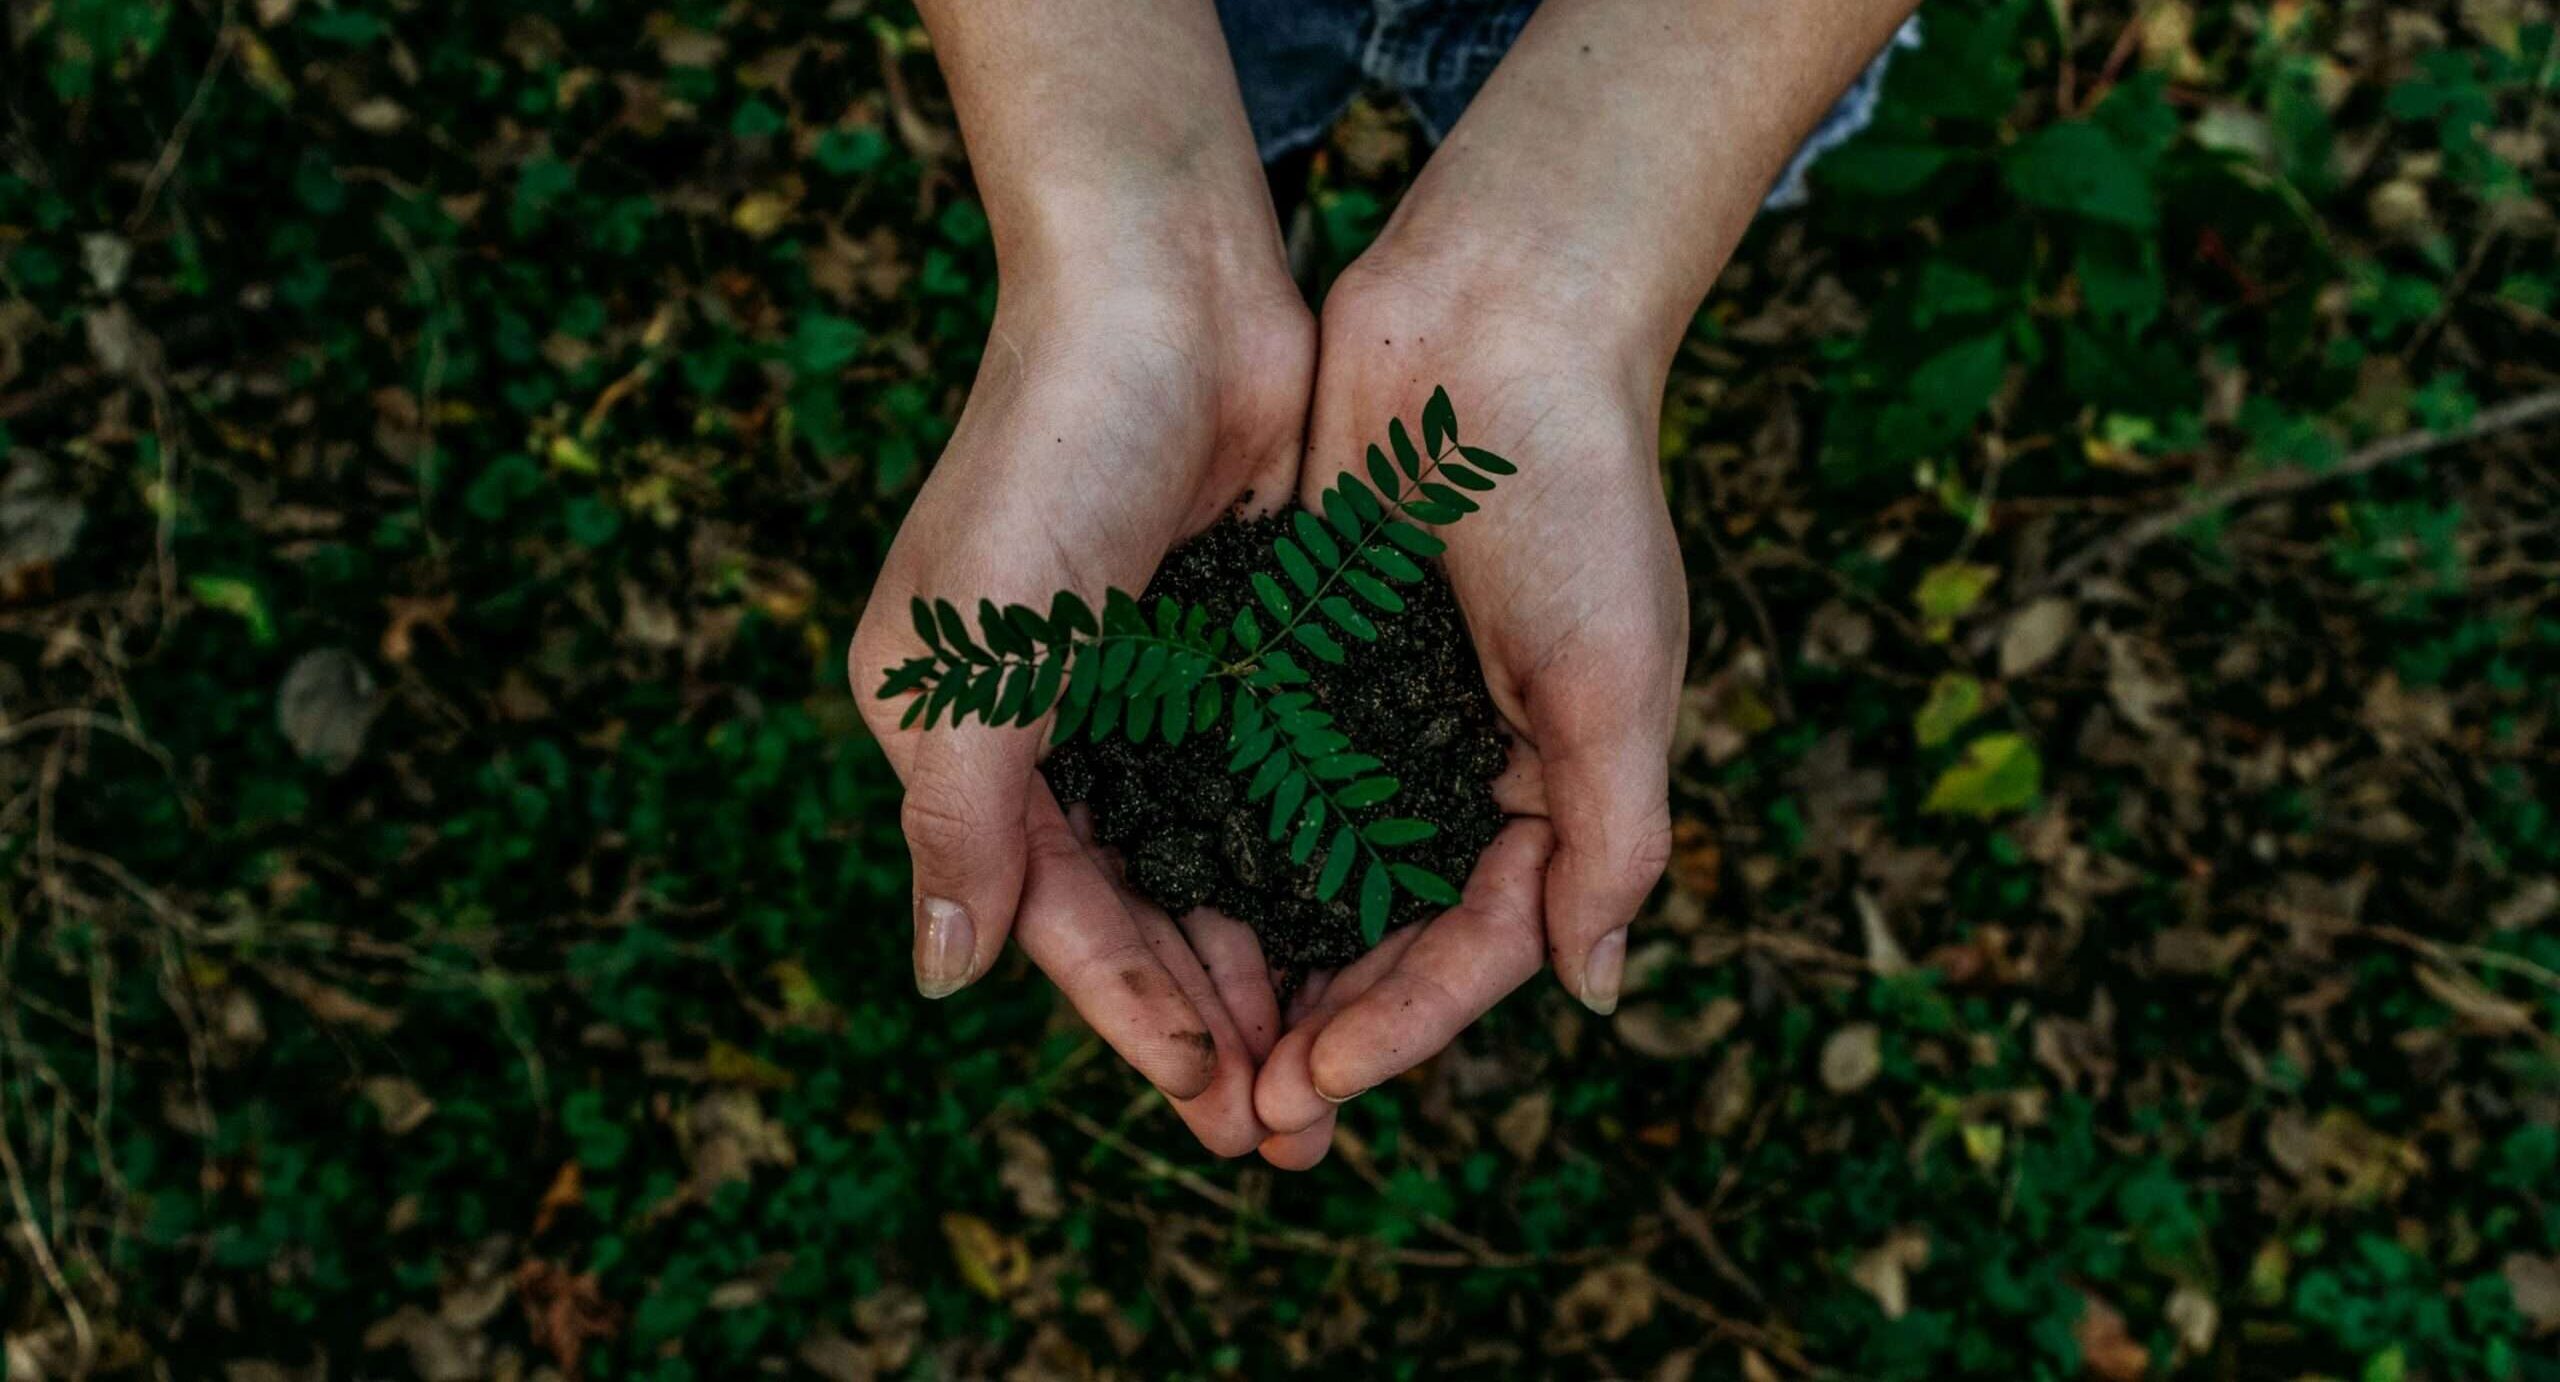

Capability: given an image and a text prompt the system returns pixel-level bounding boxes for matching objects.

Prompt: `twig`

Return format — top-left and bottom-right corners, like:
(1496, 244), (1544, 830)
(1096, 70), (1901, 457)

(2360, 923), (2560, 999)
(127, 3), (239, 231)
(1646, 1271), (1816, 1376)
(1694, 523), (1793, 722)
(1050, 1102), (1572, 1271)
(1659, 1184), (1765, 1308)
(2016, 387), (2560, 610)
(0, 1067), (95, 1373)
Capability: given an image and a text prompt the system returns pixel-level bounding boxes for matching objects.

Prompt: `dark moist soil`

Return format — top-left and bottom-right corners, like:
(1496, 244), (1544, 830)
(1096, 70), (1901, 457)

(1042, 513), (1507, 974)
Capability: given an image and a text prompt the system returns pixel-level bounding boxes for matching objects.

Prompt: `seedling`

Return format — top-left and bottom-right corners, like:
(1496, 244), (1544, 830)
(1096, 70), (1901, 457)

(876, 387), (1515, 944)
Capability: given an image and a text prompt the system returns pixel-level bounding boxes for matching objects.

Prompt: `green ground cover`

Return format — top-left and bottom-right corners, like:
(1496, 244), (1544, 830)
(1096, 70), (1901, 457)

(4, 1), (2558, 1377)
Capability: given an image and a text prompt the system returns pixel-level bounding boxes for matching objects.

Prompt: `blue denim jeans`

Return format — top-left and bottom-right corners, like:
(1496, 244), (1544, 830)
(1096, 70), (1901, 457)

(1215, 0), (1920, 208)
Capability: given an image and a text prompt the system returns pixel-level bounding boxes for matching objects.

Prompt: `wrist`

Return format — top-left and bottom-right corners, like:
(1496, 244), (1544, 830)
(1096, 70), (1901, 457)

(1339, 211), (1682, 394)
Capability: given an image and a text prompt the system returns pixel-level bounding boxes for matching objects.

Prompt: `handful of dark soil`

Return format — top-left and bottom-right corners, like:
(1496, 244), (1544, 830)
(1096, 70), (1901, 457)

(1043, 514), (1507, 972)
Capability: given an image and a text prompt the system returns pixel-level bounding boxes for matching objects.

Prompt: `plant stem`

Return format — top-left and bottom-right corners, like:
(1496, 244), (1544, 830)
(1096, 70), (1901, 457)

(1242, 438), (1456, 665)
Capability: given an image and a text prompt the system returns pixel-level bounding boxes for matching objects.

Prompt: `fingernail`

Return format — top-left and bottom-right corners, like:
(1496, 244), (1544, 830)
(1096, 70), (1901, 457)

(914, 896), (975, 999)
(1320, 1085), (1367, 1106)
(1580, 927), (1627, 1016)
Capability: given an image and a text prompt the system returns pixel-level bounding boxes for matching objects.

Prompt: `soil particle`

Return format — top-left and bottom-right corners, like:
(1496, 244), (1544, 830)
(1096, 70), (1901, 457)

(1044, 514), (1507, 974)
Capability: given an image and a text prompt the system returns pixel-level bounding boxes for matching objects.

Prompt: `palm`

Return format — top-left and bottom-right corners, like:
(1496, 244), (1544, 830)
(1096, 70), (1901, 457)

(1250, 302), (1685, 1167)
(852, 293), (1308, 1156)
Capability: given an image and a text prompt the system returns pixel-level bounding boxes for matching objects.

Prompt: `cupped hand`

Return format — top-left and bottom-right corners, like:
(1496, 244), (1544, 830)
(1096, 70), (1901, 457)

(1251, 250), (1687, 1167)
(850, 266), (1311, 1156)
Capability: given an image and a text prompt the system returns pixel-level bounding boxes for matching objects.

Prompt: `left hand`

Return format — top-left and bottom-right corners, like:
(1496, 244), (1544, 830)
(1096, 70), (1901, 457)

(1250, 240), (1688, 1168)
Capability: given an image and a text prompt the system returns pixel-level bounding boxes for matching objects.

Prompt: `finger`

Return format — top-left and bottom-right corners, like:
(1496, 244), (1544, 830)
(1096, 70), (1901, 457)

(1134, 899), (1268, 1158)
(1179, 908), (1281, 1063)
(1257, 1116), (1335, 1171)
(895, 722), (1042, 999)
(1284, 969), (1335, 1027)
(1013, 791), (1222, 1101)
(1492, 741), (1548, 817)
(1253, 924), (1427, 1135)
(1533, 702), (1673, 1017)
(1307, 819), (1553, 1101)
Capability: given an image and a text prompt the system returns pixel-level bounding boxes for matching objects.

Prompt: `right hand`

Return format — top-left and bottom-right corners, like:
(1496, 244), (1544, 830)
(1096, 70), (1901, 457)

(849, 258), (1312, 1157)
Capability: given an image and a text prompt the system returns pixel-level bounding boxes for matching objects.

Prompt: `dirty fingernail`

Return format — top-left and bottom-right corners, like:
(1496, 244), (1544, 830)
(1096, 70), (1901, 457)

(1580, 927), (1627, 1016)
(914, 896), (975, 999)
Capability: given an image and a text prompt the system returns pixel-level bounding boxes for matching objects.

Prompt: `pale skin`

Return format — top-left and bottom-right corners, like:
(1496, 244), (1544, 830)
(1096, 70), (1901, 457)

(849, 0), (1921, 1166)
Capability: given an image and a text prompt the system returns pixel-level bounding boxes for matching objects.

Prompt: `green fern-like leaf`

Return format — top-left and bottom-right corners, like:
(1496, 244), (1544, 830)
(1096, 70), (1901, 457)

(875, 384), (1520, 949)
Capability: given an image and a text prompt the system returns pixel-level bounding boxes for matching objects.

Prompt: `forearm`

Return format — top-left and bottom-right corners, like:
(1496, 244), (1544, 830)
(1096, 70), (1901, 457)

(917, 0), (1285, 293)
(1367, 0), (1920, 369)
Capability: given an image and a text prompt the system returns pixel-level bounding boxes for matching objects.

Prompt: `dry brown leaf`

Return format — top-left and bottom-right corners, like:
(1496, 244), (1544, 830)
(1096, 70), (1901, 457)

(1495, 1090), (1552, 1161)
(278, 647), (380, 774)
(997, 1127), (1064, 1221)
(2415, 964), (2538, 1035)
(2102, 630), (2184, 732)
(514, 1260), (621, 1377)
(1615, 997), (1742, 1060)
(1667, 816), (1722, 900)
(1820, 1022), (1884, 1093)
(942, 1212), (1030, 1301)
(532, 1161), (582, 1235)
(1546, 1262), (1657, 1351)
(2504, 1254), (2560, 1334)
(266, 967), (403, 1034)
(1999, 597), (2077, 676)
(361, 1076), (435, 1136)
(2165, 1284), (2219, 1354)
(1850, 1227), (1930, 1320)
(2073, 1292), (2150, 1381)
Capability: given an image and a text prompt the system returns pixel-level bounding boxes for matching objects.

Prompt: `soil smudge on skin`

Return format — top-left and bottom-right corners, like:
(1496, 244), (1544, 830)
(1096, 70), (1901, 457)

(1043, 514), (1507, 974)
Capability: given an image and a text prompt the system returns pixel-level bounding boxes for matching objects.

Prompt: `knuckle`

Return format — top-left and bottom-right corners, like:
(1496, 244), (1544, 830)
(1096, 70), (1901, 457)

(1620, 811), (1675, 892)
(899, 780), (997, 855)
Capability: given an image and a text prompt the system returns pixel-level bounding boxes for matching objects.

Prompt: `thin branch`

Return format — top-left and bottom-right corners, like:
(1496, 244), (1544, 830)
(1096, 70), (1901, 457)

(2022, 386), (2560, 607)
(1246, 435), (1455, 661)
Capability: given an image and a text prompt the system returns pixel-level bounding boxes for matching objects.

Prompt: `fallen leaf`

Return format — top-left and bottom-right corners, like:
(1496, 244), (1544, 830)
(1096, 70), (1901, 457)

(1850, 1227), (1930, 1319)
(1546, 1262), (1657, 1351)
(1922, 733), (2044, 818)
(1854, 889), (1912, 976)
(1914, 672), (1986, 747)
(2492, 880), (2560, 932)
(0, 458), (84, 593)
(996, 1127), (1063, 1221)
(1615, 997), (1742, 1060)
(1999, 596), (2077, 676)
(2074, 1291), (2150, 1381)
(266, 967), (402, 1033)
(1495, 1090), (1552, 1161)
(278, 648), (381, 774)
(363, 1305), (482, 1382)
(1915, 561), (1999, 637)
(1820, 1022), (1884, 1093)
(941, 1212), (1030, 1301)
(361, 1076), (435, 1136)
(2102, 630), (2184, 732)
(381, 594), (456, 664)
(345, 97), (409, 133)
(2503, 1253), (2560, 1334)
(2166, 1284), (2219, 1354)
(732, 190), (796, 238)
(1667, 816), (1722, 899)
(2415, 964), (2537, 1035)
(531, 1161), (582, 1235)
(514, 1260), (621, 1376)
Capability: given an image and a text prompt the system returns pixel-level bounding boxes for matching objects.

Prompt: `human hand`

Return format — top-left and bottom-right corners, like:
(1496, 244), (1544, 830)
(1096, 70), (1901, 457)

(849, 256), (1311, 1156)
(1250, 242), (1687, 1167)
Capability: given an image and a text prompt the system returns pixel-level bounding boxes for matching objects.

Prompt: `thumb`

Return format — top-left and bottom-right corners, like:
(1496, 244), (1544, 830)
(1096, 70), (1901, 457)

(1535, 708), (1674, 1018)
(898, 725), (1039, 998)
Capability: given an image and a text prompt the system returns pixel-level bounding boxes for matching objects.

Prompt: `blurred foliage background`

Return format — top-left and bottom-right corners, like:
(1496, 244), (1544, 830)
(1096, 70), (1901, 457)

(4, 0), (2560, 1378)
